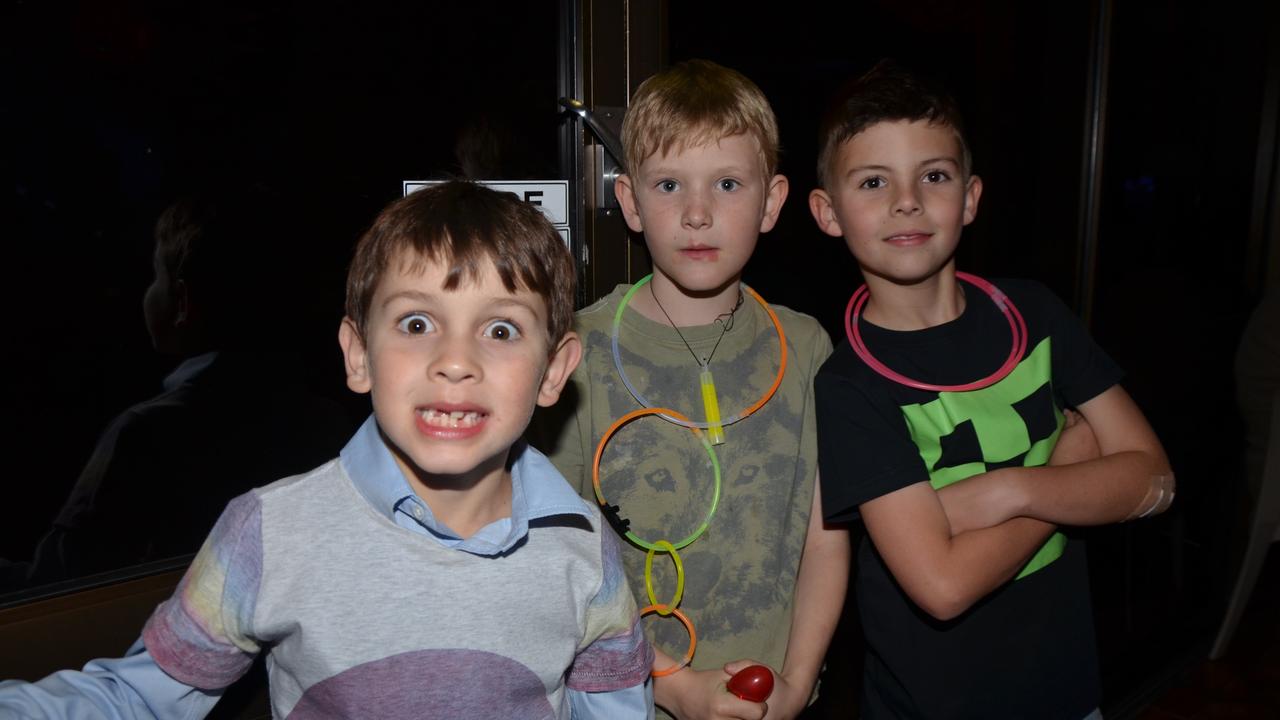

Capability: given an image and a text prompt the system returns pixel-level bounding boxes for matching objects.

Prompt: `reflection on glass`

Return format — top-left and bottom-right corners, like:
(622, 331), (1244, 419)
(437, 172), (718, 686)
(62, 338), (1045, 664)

(2, 187), (358, 595)
(4, 1), (559, 601)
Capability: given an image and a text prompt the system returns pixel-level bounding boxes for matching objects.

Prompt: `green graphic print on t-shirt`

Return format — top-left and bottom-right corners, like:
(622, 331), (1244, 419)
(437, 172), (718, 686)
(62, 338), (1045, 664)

(898, 337), (1066, 578)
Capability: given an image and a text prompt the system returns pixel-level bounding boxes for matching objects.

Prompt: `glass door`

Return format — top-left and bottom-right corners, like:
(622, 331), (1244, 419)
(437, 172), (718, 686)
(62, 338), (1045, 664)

(2, 11), (673, 702)
(4, 0), (578, 604)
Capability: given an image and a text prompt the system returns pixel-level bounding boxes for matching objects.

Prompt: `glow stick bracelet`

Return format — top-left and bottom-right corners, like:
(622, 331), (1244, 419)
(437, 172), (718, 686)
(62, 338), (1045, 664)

(642, 604), (697, 677)
(591, 407), (722, 552)
(644, 540), (685, 617)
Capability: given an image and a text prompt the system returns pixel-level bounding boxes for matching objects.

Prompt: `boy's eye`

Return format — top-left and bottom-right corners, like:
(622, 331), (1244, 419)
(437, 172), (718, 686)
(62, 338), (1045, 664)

(923, 170), (951, 183)
(397, 313), (434, 335)
(717, 178), (741, 192)
(656, 180), (679, 193)
(859, 176), (886, 190)
(484, 320), (522, 341)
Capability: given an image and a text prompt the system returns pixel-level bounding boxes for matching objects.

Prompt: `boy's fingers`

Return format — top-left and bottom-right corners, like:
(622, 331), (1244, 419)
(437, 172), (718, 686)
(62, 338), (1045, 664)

(722, 658), (764, 675)
(712, 694), (767, 720)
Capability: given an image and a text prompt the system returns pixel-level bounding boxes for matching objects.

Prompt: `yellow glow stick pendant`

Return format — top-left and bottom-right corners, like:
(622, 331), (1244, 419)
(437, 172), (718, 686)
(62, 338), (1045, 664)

(699, 367), (726, 445)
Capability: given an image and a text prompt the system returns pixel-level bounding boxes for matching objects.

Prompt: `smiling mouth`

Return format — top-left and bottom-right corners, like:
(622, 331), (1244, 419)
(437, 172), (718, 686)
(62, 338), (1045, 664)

(419, 408), (487, 429)
(884, 232), (931, 246)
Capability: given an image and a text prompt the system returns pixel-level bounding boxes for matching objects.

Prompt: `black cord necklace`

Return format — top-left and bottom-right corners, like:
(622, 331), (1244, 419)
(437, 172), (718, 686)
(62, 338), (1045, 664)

(648, 284), (745, 445)
(650, 284), (744, 368)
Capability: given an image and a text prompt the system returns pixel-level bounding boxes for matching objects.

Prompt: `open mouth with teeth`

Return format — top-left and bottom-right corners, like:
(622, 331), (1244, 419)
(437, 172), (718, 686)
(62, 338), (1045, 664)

(415, 407), (489, 438)
(420, 408), (485, 428)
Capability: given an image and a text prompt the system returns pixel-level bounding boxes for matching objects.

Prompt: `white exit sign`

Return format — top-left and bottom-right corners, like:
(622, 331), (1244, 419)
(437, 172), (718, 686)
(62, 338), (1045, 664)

(403, 180), (570, 248)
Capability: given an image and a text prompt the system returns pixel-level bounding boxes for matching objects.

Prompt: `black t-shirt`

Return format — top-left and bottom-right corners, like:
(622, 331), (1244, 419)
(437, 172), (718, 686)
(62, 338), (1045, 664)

(816, 278), (1122, 719)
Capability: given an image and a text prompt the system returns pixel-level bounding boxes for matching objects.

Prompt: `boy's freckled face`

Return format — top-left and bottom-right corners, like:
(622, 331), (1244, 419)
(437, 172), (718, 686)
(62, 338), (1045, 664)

(619, 134), (786, 296)
(813, 119), (982, 286)
(340, 254), (562, 483)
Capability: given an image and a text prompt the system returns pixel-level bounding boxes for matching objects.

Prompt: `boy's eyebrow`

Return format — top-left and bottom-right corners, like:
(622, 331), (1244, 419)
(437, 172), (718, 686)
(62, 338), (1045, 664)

(917, 156), (962, 169)
(644, 161), (756, 177)
(844, 157), (962, 177)
(381, 289), (436, 308)
(380, 289), (542, 315)
(484, 296), (543, 316)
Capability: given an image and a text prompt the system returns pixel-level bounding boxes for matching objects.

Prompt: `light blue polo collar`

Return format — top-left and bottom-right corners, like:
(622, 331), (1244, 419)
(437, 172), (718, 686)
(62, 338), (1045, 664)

(339, 415), (591, 556)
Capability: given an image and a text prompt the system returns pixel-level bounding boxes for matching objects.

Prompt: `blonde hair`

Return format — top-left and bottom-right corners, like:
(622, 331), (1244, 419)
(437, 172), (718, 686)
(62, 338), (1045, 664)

(622, 59), (779, 177)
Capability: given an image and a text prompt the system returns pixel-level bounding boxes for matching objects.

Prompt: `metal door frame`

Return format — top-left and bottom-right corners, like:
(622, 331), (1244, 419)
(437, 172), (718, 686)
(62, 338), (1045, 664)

(559, 0), (667, 306)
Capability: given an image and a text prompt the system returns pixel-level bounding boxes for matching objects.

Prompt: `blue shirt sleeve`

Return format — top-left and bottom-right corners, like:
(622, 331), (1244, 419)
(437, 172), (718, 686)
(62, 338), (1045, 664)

(568, 679), (654, 720)
(0, 638), (221, 719)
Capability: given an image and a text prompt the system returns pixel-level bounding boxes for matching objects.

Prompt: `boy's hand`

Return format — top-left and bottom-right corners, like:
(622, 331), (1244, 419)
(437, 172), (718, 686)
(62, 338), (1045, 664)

(937, 410), (1102, 534)
(659, 665), (766, 720)
(1050, 409), (1101, 466)
(935, 471), (1019, 535)
(722, 660), (807, 720)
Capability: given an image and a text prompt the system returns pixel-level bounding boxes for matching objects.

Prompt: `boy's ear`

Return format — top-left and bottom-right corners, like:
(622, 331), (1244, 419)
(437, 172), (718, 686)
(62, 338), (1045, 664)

(808, 188), (845, 238)
(536, 331), (583, 408)
(962, 174), (983, 226)
(338, 317), (373, 394)
(614, 174), (646, 233)
(758, 174), (790, 233)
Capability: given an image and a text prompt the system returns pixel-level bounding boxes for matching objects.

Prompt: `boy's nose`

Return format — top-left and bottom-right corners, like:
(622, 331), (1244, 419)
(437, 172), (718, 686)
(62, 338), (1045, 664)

(429, 342), (482, 383)
(682, 195), (712, 229)
(892, 186), (924, 216)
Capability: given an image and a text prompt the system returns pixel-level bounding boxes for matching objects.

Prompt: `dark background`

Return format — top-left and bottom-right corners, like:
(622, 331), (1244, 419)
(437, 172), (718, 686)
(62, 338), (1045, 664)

(5, 0), (560, 566)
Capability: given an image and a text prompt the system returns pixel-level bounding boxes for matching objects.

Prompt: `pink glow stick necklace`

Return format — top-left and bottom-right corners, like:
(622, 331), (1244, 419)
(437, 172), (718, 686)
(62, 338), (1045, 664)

(845, 271), (1028, 393)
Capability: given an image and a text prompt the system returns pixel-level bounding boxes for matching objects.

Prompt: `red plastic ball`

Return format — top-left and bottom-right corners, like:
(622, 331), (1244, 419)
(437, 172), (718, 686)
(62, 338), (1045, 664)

(727, 664), (774, 702)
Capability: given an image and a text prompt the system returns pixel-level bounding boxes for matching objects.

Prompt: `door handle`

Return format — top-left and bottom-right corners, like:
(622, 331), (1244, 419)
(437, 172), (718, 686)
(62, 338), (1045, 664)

(560, 97), (624, 210)
(560, 97), (625, 170)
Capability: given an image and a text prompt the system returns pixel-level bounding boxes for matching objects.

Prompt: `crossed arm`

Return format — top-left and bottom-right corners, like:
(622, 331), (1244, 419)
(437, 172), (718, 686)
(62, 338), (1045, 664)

(861, 384), (1171, 621)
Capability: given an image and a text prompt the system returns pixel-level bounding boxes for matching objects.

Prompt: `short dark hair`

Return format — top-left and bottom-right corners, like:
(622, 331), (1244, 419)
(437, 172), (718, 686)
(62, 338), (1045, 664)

(345, 181), (576, 345)
(816, 59), (971, 188)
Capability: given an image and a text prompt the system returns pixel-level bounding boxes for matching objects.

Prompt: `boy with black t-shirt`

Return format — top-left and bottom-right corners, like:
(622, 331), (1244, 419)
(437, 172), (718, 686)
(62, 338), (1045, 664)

(807, 60), (1174, 719)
